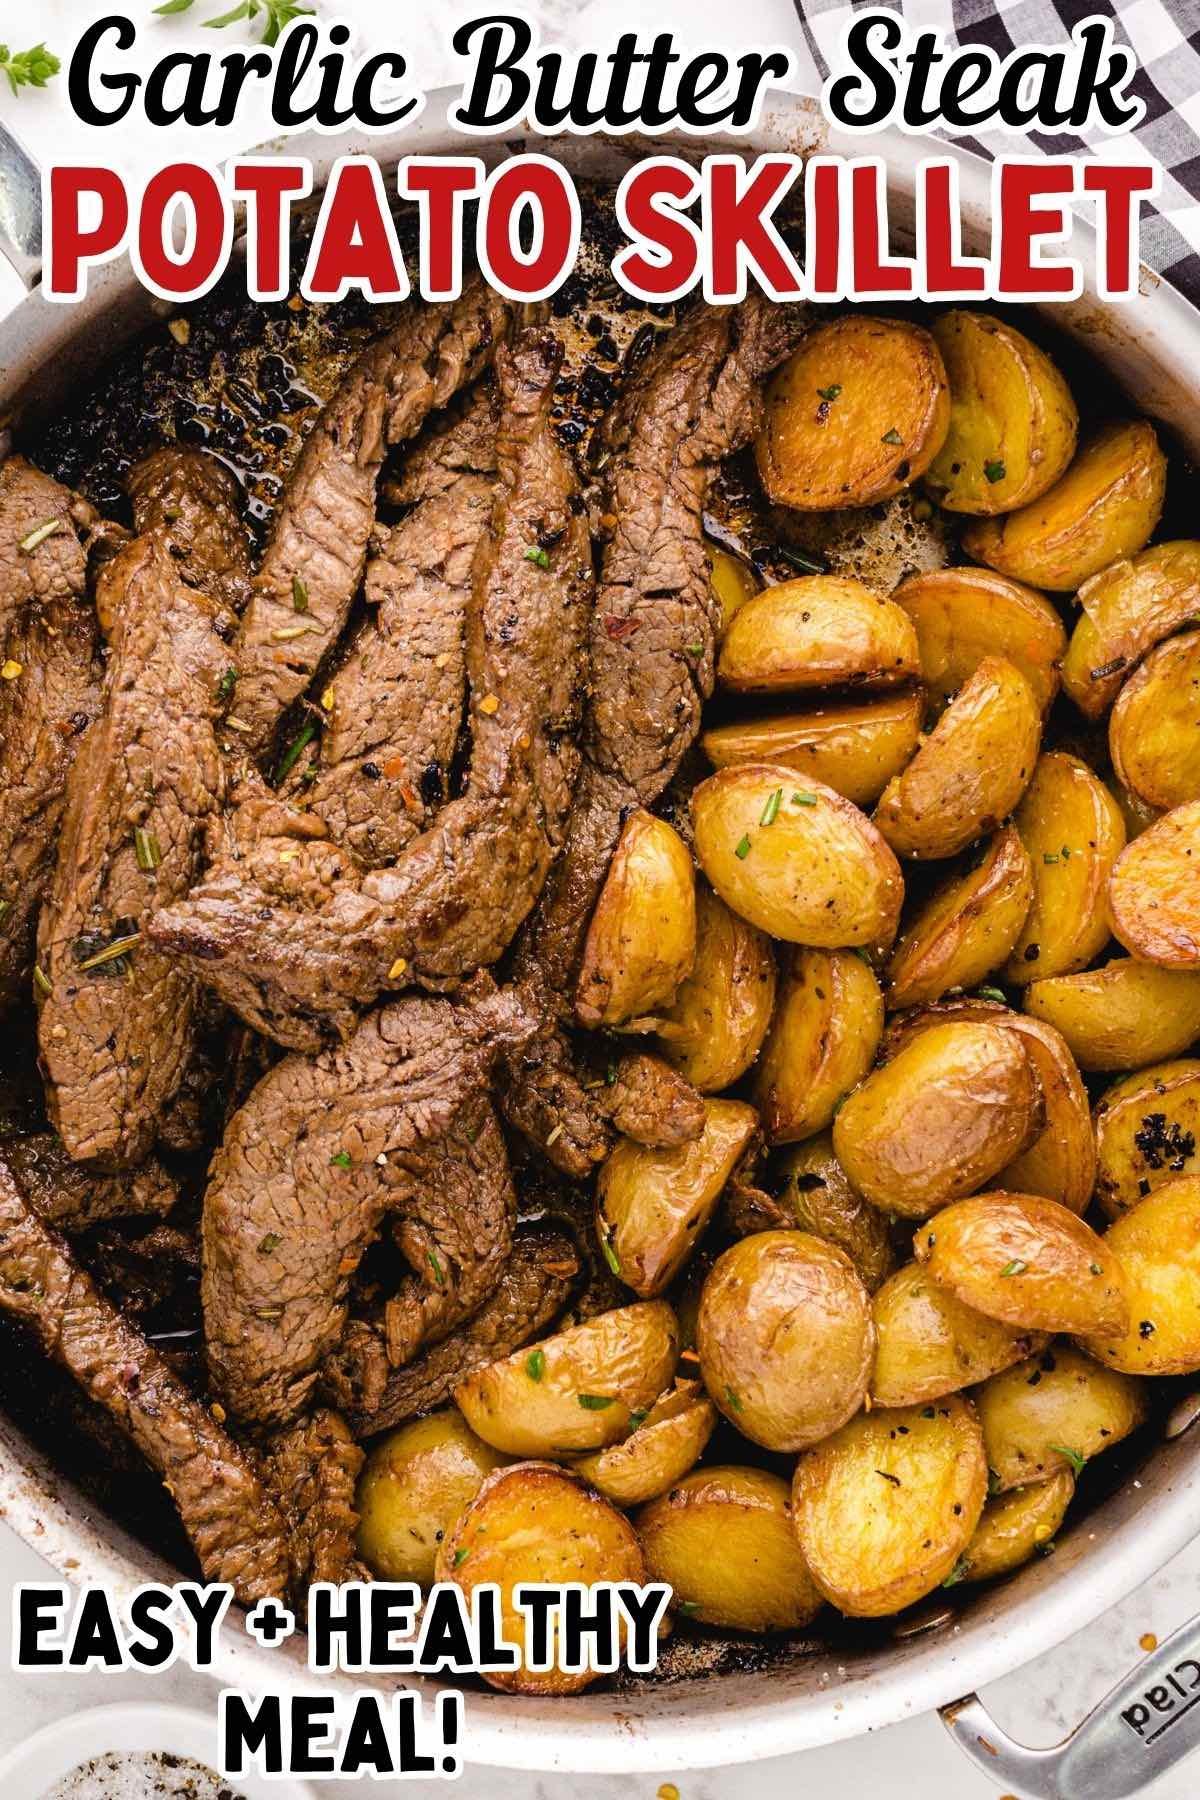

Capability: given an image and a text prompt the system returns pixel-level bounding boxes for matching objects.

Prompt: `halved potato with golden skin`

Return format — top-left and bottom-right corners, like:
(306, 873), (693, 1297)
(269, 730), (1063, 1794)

(772, 1134), (897, 1293)
(700, 692), (924, 809)
(708, 543), (759, 636)
(963, 420), (1167, 592)
(1062, 541), (1200, 717)
(1110, 630), (1200, 813)
(576, 810), (696, 1029)
(874, 657), (1042, 861)
(692, 766), (903, 952)
(752, 947), (883, 1144)
(697, 1230), (874, 1451)
(718, 576), (921, 694)
(925, 310), (1078, 516)
(833, 1020), (1043, 1219)
(1005, 752), (1126, 985)
(915, 1192), (1128, 1338)
(571, 1380), (716, 1506)
(638, 1465), (823, 1632)
(1094, 1060), (1200, 1219)
(355, 1410), (509, 1585)
(454, 1302), (679, 1457)
(792, 1395), (987, 1617)
(1109, 801), (1200, 967)
(655, 884), (775, 1093)
(436, 1461), (649, 1694)
(893, 566), (1065, 714)
(951, 1469), (1076, 1584)
(977, 1346), (1147, 1491)
(870, 1261), (1046, 1409)
(1026, 958), (1200, 1072)
(596, 1098), (759, 1297)
(886, 827), (1033, 1011)
(1078, 1176), (1200, 1374)
(756, 316), (950, 511)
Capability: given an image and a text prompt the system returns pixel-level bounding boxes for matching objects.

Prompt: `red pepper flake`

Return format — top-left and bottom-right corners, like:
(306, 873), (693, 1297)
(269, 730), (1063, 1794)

(604, 614), (641, 642)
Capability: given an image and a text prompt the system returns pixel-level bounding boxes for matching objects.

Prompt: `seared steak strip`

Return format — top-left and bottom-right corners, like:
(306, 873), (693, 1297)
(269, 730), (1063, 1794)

(123, 448), (251, 619)
(4, 1134), (177, 1231)
(591, 1051), (706, 1147)
(202, 979), (533, 1429)
(262, 1408), (365, 1587)
(0, 1152), (290, 1603)
(380, 381), (499, 508)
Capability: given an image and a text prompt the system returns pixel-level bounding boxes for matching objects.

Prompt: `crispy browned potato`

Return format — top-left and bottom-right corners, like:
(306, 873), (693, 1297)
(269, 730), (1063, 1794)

(833, 1020), (1043, 1218)
(596, 1098), (759, 1297)
(1004, 752), (1126, 985)
(355, 1410), (508, 1584)
(692, 766), (903, 952)
(576, 810), (696, 1029)
(874, 657), (1042, 860)
(454, 1302), (679, 1456)
(1025, 958), (1200, 1072)
(700, 692), (924, 810)
(1109, 801), (1200, 967)
(1078, 1176), (1200, 1374)
(436, 1462), (649, 1693)
(1094, 1060), (1200, 1219)
(756, 316), (950, 511)
(1062, 541), (1200, 717)
(697, 1230), (874, 1451)
(963, 420), (1167, 592)
(976, 1346), (1147, 1490)
(572, 1381), (716, 1506)
(718, 576), (921, 694)
(637, 1465), (823, 1632)
(893, 567), (1066, 713)
(951, 1470), (1076, 1584)
(914, 1193), (1128, 1338)
(792, 1396), (987, 1617)
(1110, 631), (1200, 812)
(925, 311), (1078, 515)
(886, 828), (1033, 1010)
(709, 543), (759, 636)
(870, 1262), (1046, 1408)
(753, 948), (883, 1143)
(770, 1134), (896, 1292)
(655, 884), (776, 1092)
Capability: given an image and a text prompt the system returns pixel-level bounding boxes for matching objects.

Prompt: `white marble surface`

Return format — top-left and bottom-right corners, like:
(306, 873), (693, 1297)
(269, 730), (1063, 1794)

(1, 1), (1199, 1792)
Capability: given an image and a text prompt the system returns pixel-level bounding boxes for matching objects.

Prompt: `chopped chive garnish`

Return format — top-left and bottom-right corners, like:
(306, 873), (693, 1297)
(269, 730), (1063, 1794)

(628, 1408), (648, 1431)
(453, 1546), (470, 1567)
(428, 1249), (445, 1285)
(724, 1385), (743, 1414)
(984, 459), (1007, 484)
(600, 1229), (621, 1277)
(19, 519), (63, 554)
(977, 986), (1006, 1004)
(578, 1393), (614, 1411)
(524, 546), (551, 569)
(779, 546), (826, 575)
(792, 790), (817, 807)
(1049, 1444), (1086, 1476)
(32, 965), (52, 996)
(525, 1348), (545, 1382)
(75, 932), (141, 972)
(216, 667), (237, 705)
(686, 641), (704, 655)
(1043, 852), (1060, 864)
(1000, 1258), (1028, 1278)
(734, 834), (752, 859)
(817, 384), (842, 402)
(942, 1557), (969, 1588)
(134, 827), (161, 872)
(275, 719), (317, 785)
(330, 1150), (352, 1170)
(760, 787), (782, 827)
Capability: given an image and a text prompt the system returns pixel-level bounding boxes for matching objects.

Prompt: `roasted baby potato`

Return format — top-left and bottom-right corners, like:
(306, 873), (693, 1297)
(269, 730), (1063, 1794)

(756, 316), (950, 511)
(1025, 958), (1200, 1072)
(436, 1461), (649, 1694)
(870, 1261), (1046, 1409)
(355, 1409), (508, 1585)
(717, 576), (921, 694)
(977, 1346), (1147, 1490)
(454, 1301), (679, 1457)
(709, 543), (759, 635)
(637, 1465), (823, 1632)
(692, 766), (903, 952)
(963, 419), (1167, 592)
(656, 883), (775, 1092)
(925, 310), (1078, 515)
(1005, 751), (1126, 984)
(1078, 1176), (1200, 1374)
(915, 1192), (1128, 1337)
(772, 1134), (896, 1292)
(1094, 1060), (1200, 1218)
(753, 947), (883, 1143)
(1109, 801), (1200, 967)
(697, 1230), (874, 1451)
(1110, 630), (1200, 812)
(874, 657), (1042, 860)
(571, 1380), (716, 1506)
(576, 810), (696, 1029)
(700, 692), (924, 809)
(596, 1098), (759, 1297)
(792, 1395), (987, 1617)
(885, 827), (1033, 1010)
(893, 566), (1066, 714)
(951, 1469), (1076, 1584)
(1062, 540), (1200, 717)
(833, 1021), (1043, 1218)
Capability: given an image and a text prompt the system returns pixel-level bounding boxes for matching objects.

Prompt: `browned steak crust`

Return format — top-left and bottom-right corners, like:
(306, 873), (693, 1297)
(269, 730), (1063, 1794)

(262, 1408), (365, 1588)
(3, 1134), (178, 1231)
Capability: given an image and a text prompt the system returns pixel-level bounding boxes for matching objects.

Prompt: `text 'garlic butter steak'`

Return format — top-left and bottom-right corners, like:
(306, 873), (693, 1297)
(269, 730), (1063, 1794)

(201, 978), (534, 1429)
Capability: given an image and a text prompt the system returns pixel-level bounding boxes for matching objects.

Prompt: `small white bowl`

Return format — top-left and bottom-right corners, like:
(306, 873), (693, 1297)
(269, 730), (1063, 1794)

(0, 1702), (317, 1799)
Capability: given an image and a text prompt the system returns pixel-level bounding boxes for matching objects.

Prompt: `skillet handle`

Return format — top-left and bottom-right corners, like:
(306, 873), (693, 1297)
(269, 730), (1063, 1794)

(0, 119), (42, 289)
(940, 1611), (1200, 1799)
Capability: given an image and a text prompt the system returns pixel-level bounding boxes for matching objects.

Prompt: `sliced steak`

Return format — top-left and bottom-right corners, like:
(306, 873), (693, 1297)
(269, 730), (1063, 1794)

(4, 1134), (177, 1231)
(0, 1152), (290, 1602)
(381, 381), (499, 507)
(0, 455), (102, 646)
(202, 979), (533, 1428)
(592, 1051), (706, 1147)
(124, 448), (251, 618)
(262, 1408), (365, 1587)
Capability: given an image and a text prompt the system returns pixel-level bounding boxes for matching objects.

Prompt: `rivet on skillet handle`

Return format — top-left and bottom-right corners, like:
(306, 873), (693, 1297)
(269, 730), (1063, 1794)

(940, 1611), (1200, 1799)
(0, 119), (42, 290)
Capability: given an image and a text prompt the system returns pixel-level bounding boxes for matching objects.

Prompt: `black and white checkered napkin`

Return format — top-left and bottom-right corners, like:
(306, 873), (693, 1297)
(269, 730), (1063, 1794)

(790, 0), (1200, 307)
